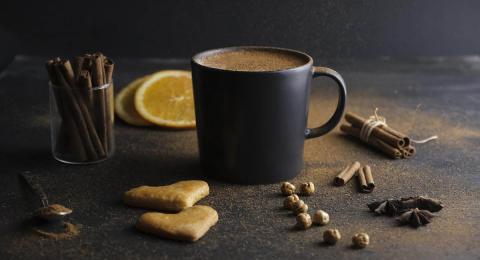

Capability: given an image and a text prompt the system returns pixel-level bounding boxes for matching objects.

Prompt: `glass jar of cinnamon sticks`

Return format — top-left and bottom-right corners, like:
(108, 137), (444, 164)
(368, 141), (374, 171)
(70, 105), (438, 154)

(46, 53), (114, 164)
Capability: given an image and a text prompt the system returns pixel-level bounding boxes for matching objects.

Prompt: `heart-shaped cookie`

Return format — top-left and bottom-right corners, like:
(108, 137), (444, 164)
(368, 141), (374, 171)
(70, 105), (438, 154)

(136, 205), (218, 242)
(124, 180), (209, 212)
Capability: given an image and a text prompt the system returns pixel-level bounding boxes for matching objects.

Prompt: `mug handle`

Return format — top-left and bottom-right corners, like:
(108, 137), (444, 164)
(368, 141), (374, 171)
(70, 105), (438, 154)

(305, 66), (347, 139)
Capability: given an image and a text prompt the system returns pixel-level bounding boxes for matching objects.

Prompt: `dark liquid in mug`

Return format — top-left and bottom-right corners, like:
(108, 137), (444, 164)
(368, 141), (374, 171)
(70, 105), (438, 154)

(197, 48), (308, 72)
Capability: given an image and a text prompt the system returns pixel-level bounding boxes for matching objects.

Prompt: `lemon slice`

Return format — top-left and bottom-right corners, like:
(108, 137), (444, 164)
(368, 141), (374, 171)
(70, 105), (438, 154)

(115, 76), (153, 126)
(134, 70), (195, 128)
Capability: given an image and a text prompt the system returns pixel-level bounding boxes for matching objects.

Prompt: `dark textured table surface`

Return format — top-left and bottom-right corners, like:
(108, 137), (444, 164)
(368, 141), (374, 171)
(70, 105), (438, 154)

(0, 55), (479, 259)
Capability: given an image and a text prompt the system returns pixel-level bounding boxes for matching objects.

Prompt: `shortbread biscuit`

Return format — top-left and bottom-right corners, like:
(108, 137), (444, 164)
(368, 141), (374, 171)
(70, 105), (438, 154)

(136, 205), (218, 242)
(123, 180), (209, 212)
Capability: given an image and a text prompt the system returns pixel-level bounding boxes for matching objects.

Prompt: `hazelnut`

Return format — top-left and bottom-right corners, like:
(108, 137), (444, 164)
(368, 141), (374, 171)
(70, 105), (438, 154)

(352, 233), (370, 248)
(292, 200), (308, 214)
(312, 209), (330, 225)
(296, 213), (312, 230)
(283, 194), (300, 209)
(281, 182), (296, 196)
(299, 182), (315, 196)
(323, 228), (341, 245)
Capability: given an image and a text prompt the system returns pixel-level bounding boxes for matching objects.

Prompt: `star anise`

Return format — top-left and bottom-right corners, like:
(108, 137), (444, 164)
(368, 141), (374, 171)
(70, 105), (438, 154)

(367, 199), (406, 216)
(397, 208), (435, 228)
(400, 196), (443, 212)
(368, 196), (443, 216)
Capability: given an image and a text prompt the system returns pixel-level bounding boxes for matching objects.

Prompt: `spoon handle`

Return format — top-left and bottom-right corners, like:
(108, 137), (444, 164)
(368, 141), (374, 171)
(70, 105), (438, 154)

(20, 172), (49, 207)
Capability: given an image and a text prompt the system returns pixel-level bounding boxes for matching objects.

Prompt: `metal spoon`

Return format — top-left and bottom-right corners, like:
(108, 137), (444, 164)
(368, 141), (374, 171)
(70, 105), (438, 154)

(20, 172), (73, 221)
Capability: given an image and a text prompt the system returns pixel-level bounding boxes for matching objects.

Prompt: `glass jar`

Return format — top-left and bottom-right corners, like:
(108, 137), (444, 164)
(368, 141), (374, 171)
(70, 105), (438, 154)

(49, 82), (114, 164)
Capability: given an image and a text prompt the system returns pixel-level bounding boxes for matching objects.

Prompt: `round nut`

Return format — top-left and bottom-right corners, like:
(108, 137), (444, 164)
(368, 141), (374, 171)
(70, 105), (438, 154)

(281, 182), (296, 196)
(312, 209), (330, 225)
(283, 194), (300, 209)
(296, 213), (312, 230)
(299, 182), (315, 196)
(323, 228), (341, 245)
(293, 200), (308, 214)
(352, 233), (369, 248)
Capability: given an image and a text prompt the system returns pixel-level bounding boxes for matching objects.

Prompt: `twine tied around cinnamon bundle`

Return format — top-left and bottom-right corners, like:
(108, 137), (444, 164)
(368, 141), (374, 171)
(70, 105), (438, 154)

(360, 108), (438, 144)
(340, 109), (438, 159)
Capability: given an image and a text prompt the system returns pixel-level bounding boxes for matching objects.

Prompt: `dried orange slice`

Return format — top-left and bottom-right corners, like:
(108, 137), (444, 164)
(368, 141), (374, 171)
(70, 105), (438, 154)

(134, 70), (195, 128)
(115, 76), (153, 126)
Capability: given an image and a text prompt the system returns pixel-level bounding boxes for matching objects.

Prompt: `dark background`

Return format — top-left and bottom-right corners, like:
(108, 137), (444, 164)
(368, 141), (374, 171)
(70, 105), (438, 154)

(0, 0), (479, 69)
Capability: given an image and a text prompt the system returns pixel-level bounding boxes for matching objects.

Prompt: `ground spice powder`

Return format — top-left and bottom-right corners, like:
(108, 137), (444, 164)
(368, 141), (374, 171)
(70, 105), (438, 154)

(32, 222), (80, 240)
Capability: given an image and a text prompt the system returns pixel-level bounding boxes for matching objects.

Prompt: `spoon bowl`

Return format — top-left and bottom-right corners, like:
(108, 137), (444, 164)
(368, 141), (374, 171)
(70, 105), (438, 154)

(34, 204), (73, 221)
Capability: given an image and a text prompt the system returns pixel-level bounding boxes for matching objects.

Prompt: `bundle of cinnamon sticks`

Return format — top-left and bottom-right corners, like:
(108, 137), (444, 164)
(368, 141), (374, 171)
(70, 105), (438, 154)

(334, 161), (375, 193)
(46, 53), (114, 163)
(340, 112), (415, 159)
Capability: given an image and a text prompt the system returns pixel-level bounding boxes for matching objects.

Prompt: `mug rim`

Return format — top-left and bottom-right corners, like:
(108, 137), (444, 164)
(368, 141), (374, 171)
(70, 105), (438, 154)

(191, 46), (313, 73)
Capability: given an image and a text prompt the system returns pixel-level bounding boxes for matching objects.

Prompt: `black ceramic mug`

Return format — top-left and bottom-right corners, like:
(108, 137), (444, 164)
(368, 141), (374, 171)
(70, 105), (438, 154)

(191, 46), (346, 184)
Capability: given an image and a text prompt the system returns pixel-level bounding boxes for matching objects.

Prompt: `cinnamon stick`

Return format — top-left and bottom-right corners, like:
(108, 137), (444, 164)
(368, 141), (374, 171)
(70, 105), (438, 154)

(73, 56), (85, 83)
(381, 125), (410, 147)
(357, 166), (368, 192)
(345, 112), (408, 149)
(57, 59), (76, 87)
(334, 161), (361, 186)
(401, 145), (416, 159)
(81, 54), (93, 71)
(104, 58), (114, 151)
(91, 53), (105, 86)
(104, 58), (114, 84)
(358, 165), (374, 193)
(364, 165), (375, 190)
(340, 124), (402, 159)
(78, 70), (93, 110)
(92, 53), (108, 151)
